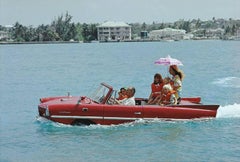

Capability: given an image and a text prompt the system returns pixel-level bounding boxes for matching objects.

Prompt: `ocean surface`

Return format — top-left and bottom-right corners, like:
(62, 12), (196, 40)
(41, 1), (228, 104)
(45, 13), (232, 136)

(0, 40), (240, 162)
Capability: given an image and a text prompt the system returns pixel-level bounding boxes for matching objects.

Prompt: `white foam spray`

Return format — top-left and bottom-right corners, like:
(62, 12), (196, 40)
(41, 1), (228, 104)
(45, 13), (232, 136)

(216, 103), (240, 118)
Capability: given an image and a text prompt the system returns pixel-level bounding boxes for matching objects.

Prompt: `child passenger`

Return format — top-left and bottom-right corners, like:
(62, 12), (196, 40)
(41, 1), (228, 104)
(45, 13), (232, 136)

(163, 77), (171, 85)
(148, 73), (164, 104)
(117, 87), (128, 100)
(158, 84), (177, 105)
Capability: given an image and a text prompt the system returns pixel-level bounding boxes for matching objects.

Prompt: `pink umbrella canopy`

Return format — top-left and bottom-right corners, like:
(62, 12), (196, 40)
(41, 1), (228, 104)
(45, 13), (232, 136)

(154, 55), (183, 66)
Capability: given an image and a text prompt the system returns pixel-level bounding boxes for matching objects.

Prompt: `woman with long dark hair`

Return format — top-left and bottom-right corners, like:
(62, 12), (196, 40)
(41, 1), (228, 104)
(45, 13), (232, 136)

(169, 65), (185, 102)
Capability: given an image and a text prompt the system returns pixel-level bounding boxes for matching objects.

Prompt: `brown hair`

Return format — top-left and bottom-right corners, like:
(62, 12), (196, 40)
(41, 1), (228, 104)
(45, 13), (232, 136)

(170, 65), (185, 81)
(154, 73), (163, 83)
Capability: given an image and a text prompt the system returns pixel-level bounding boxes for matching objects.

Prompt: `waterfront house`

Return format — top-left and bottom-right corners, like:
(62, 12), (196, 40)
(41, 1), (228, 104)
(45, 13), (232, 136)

(236, 29), (240, 40)
(97, 21), (131, 42)
(148, 28), (186, 41)
(0, 31), (10, 41)
(205, 28), (224, 39)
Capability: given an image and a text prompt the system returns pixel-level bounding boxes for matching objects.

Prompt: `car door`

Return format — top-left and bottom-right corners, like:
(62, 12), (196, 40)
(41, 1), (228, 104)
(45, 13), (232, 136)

(75, 103), (104, 125)
(103, 104), (143, 125)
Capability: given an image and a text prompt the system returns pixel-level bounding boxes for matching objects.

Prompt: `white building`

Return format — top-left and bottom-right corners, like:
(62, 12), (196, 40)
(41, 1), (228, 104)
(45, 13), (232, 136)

(205, 28), (224, 39)
(149, 28), (186, 40)
(97, 21), (131, 42)
(0, 31), (9, 41)
(236, 29), (240, 40)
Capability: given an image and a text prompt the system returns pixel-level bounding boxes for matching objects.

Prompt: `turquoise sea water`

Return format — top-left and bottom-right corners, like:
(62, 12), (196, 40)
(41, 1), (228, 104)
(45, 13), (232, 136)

(1, 40), (240, 162)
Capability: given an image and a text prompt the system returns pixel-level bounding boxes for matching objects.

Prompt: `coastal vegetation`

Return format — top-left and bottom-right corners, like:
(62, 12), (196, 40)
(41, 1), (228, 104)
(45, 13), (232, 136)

(0, 12), (239, 43)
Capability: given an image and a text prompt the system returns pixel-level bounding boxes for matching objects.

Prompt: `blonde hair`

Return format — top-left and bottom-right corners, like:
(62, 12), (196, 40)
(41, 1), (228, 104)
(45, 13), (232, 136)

(163, 84), (173, 91)
(163, 77), (171, 84)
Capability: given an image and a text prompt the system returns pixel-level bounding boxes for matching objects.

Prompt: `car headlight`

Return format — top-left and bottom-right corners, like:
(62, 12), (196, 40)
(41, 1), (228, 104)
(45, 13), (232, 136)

(45, 107), (50, 117)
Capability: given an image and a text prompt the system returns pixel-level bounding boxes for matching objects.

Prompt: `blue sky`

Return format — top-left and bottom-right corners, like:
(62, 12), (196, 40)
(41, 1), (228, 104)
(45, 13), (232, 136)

(0, 0), (239, 26)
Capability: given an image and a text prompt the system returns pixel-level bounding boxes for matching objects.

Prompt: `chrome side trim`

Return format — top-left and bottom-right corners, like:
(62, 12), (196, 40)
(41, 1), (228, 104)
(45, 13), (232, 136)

(51, 115), (103, 120)
(104, 117), (137, 120)
(51, 115), (138, 121)
(49, 115), (214, 121)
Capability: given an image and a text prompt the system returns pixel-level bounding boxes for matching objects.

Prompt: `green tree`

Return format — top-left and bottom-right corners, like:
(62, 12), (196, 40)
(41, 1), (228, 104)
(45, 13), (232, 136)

(23, 26), (39, 41)
(141, 22), (147, 31)
(81, 23), (97, 42)
(195, 19), (201, 29)
(36, 24), (59, 41)
(130, 23), (142, 37)
(65, 23), (77, 41)
(81, 23), (90, 42)
(231, 25), (236, 35)
(51, 11), (76, 41)
(89, 24), (98, 40)
(149, 21), (157, 30)
(75, 23), (83, 41)
(177, 20), (191, 33)
(225, 26), (231, 35)
(159, 23), (165, 29)
(12, 22), (26, 41)
(182, 21), (191, 33)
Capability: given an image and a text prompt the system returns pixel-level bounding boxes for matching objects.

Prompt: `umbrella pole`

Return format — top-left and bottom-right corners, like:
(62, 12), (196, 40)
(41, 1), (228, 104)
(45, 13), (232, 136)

(163, 66), (170, 79)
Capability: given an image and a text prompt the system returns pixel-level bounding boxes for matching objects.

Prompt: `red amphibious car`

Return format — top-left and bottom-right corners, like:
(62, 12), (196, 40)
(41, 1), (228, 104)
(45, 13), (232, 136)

(38, 83), (219, 125)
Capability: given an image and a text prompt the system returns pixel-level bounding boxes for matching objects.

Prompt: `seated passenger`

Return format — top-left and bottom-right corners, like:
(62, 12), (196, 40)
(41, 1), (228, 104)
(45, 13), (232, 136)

(163, 77), (171, 85)
(117, 87), (128, 100)
(158, 84), (177, 105)
(148, 73), (164, 104)
(115, 87), (136, 106)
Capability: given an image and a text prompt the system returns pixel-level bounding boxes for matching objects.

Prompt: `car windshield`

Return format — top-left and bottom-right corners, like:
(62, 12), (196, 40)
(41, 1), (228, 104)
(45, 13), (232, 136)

(89, 84), (111, 103)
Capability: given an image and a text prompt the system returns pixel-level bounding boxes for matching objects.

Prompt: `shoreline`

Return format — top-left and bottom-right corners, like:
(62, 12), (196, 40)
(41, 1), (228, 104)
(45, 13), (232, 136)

(0, 41), (81, 45)
(0, 39), (239, 45)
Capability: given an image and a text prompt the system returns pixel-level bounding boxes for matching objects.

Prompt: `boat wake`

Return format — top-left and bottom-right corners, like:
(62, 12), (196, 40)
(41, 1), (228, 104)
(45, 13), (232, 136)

(35, 116), (73, 128)
(212, 77), (240, 88)
(216, 103), (240, 118)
